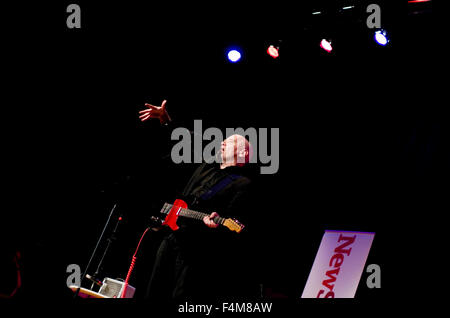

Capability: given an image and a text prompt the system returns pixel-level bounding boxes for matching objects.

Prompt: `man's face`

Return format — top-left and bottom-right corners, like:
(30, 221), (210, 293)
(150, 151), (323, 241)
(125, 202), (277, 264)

(221, 135), (238, 164)
(220, 135), (250, 165)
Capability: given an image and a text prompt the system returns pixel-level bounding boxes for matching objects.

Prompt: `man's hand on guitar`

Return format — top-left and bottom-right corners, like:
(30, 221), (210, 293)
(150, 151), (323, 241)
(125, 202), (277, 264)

(203, 212), (220, 229)
(139, 100), (172, 125)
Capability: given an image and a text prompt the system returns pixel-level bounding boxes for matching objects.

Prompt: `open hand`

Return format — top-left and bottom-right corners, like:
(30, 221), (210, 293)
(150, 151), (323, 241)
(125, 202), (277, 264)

(139, 100), (172, 125)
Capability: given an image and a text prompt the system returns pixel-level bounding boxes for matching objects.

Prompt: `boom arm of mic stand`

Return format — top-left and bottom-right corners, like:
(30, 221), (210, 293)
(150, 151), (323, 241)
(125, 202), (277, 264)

(74, 204), (118, 298)
(90, 212), (122, 289)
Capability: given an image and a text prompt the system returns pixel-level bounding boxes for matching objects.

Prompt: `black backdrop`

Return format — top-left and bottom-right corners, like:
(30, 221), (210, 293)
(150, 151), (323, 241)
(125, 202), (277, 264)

(1, 0), (444, 310)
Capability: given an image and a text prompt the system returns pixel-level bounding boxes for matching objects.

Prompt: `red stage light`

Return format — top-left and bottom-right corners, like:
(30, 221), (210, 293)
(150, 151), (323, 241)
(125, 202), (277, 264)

(320, 39), (333, 53)
(267, 45), (279, 59)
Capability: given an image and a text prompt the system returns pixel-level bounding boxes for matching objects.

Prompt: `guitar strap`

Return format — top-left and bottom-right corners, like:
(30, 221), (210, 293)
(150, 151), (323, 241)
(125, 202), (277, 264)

(199, 174), (242, 201)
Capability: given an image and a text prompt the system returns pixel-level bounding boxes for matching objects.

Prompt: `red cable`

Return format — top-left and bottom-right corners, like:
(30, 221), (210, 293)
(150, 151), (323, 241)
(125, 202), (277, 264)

(0, 251), (21, 298)
(121, 227), (150, 298)
(10, 252), (21, 297)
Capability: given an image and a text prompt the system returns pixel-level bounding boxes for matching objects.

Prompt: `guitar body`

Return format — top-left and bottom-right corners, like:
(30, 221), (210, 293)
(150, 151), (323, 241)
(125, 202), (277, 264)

(160, 199), (244, 233)
(162, 199), (187, 231)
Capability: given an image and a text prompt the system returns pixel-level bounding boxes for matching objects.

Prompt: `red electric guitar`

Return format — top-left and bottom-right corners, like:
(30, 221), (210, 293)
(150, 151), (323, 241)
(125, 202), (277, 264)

(159, 199), (245, 233)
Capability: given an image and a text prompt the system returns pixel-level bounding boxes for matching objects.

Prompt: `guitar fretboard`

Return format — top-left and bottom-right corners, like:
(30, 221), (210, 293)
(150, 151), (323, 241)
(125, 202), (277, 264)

(160, 203), (225, 225)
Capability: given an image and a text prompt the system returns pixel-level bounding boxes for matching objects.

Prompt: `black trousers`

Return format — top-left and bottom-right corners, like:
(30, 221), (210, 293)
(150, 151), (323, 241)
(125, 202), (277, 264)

(146, 233), (186, 300)
(145, 230), (217, 301)
(145, 230), (258, 301)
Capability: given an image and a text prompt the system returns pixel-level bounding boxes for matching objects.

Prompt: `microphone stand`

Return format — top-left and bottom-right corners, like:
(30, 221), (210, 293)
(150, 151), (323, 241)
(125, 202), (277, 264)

(74, 203), (118, 298)
(90, 211), (123, 290)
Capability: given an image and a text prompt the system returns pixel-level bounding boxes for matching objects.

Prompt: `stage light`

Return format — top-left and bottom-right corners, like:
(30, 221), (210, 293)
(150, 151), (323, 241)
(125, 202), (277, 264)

(320, 39), (333, 53)
(374, 29), (389, 46)
(227, 49), (242, 63)
(267, 45), (279, 59)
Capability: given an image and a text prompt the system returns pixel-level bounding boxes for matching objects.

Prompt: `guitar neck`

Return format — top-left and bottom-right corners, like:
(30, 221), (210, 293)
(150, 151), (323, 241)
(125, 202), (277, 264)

(160, 203), (225, 225)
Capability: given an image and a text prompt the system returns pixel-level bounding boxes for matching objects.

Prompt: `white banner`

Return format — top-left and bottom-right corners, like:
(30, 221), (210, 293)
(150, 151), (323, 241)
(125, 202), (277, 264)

(301, 230), (375, 298)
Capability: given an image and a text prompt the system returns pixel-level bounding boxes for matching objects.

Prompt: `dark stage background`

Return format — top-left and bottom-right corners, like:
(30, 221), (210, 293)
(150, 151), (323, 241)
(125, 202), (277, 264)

(1, 0), (444, 308)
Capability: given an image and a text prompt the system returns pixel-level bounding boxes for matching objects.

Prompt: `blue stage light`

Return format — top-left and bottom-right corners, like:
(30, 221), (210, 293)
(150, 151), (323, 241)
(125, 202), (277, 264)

(374, 30), (389, 46)
(227, 49), (242, 63)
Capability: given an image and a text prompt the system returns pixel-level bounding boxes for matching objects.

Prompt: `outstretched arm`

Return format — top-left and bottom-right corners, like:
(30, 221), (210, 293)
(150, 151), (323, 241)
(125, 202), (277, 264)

(140, 99), (221, 230)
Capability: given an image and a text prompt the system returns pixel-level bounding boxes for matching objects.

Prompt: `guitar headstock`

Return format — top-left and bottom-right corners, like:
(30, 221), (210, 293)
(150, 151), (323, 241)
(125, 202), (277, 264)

(223, 218), (245, 233)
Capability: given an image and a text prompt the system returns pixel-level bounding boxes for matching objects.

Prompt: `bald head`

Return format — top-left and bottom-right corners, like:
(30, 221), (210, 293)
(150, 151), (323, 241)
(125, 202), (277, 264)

(220, 134), (253, 168)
